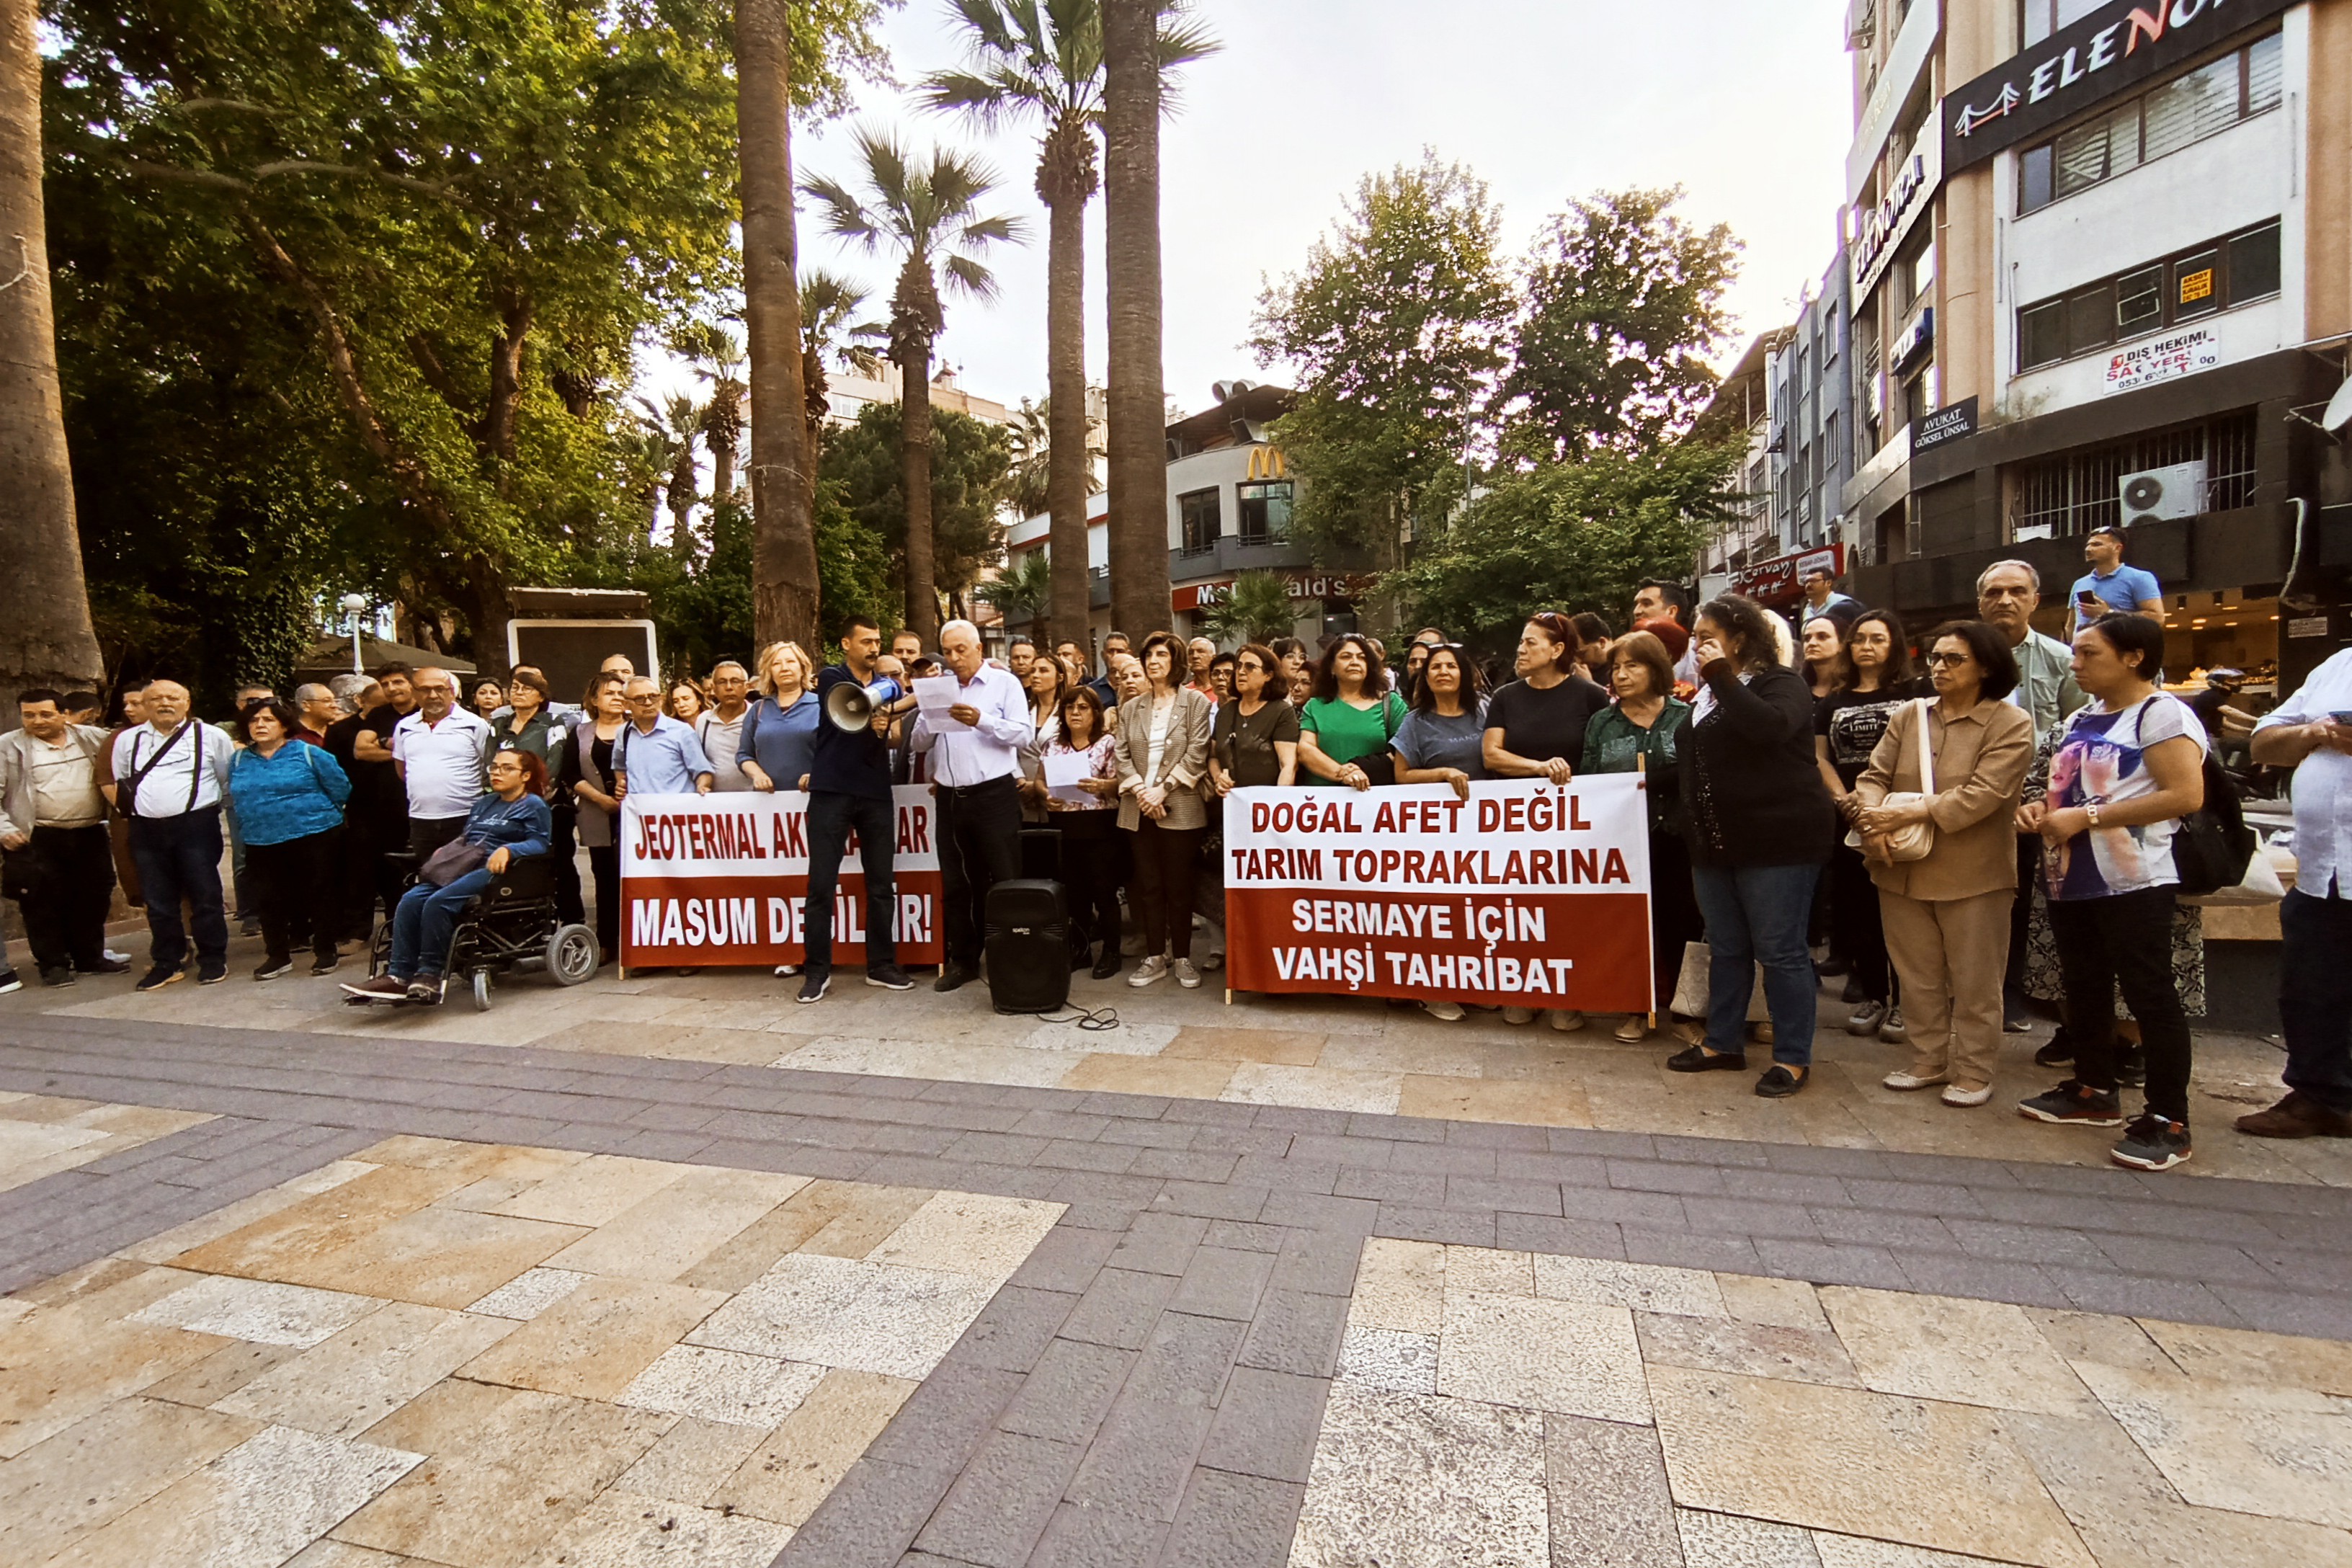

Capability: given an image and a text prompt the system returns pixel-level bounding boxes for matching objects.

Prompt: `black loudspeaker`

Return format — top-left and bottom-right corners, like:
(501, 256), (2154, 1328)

(1020, 827), (1062, 882)
(986, 878), (1071, 1015)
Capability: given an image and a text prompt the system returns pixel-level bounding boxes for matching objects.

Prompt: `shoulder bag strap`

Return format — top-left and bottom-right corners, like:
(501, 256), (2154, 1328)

(1914, 699), (1936, 796)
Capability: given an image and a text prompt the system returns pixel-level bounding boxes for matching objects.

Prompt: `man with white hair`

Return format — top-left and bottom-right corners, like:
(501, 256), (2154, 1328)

(1186, 636), (1218, 700)
(292, 683), (343, 744)
(390, 667), (492, 858)
(909, 619), (1033, 993)
(103, 679), (236, 989)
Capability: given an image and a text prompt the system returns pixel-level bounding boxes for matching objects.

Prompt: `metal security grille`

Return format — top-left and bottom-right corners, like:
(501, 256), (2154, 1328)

(2008, 410), (2258, 538)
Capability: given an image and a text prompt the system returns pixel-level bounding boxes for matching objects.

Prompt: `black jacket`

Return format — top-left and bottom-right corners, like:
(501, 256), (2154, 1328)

(1680, 661), (1838, 868)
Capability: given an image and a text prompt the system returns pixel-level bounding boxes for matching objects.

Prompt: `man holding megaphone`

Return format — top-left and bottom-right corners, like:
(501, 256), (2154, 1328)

(798, 616), (915, 1003)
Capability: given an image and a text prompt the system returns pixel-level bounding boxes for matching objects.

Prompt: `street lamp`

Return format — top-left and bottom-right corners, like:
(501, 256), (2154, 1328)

(339, 593), (369, 674)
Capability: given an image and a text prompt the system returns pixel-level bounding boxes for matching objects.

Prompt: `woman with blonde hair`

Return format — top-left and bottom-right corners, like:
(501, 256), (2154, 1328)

(739, 641), (821, 794)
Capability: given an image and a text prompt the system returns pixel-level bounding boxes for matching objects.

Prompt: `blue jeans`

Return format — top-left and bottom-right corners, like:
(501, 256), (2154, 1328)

(804, 790), (896, 976)
(1691, 862), (1822, 1066)
(130, 807), (231, 972)
(388, 868), (494, 979)
(2278, 887), (2352, 1114)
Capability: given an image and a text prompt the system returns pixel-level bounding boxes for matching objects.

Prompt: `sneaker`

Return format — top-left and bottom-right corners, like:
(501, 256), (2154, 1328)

(796, 972), (831, 1004)
(1816, 956), (1850, 979)
(404, 977), (443, 1006)
(39, 966), (76, 988)
(254, 959), (294, 982)
(1128, 955), (1169, 988)
(1840, 976), (1866, 1004)
(2111, 1113), (2192, 1171)
(2236, 1092), (2352, 1139)
(1613, 1014), (1651, 1043)
(1881, 1069), (1946, 1091)
(1845, 1001), (1887, 1037)
(1547, 1010), (1585, 1033)
(103, 948), (130, 963)
(1502, 1006), (1536, 1025)
(2003, 999), (2031, 1033)
(865, 964), (915, 991)
(2034, 1029), (2075, 1069)
(1423, 999), (1466, 1022)
(1755, 1064), (1809, 1098)
(2017, 1079), (2125, 1127)
(2116, 1047), (2147, 1089)
(197, 964), (228, 985)
(1199, 950), (1224, 971)
(310, 956), (340, 976)
(1172, 957), (1203, 989)
(81, 957), (131, 976)
(1941, 1083), (1994, 1108)
(238, 917), (262, 937)
(1877, 1007), (1907, 1043)
(0, 968), (21, 994)
(135, 966), (182, 992)
(772, 963), (801, 979)
(342, 975), (409, 1000)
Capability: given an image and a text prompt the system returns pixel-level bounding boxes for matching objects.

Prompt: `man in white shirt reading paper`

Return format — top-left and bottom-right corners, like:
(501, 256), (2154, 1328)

(909, 620), (1033, 995)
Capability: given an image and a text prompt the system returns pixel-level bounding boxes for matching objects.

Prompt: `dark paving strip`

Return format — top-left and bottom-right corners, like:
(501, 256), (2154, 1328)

(3, 1010), (2350, 1568)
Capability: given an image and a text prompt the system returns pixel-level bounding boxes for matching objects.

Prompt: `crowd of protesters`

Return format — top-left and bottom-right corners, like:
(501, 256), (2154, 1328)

(6, 522), (2348, 1172)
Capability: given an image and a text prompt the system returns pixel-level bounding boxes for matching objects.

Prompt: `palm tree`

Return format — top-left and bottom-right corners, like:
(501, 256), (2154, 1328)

(683, 324), (747, 504)
(737, 0), (817, 648)
(1200, 571), (1296, 647)
(975, 547), (1054, 641)
(804, 128), (1025, 643)
(1004, 398), (1054, 520)
(0, 0), (104, 705)
(924, 0), (1211, 651)
(636, 393), (704, 561)
(1101, 0), (1213, 641)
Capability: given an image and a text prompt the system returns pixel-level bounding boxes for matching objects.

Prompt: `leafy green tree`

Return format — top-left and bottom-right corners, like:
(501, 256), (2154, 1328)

(976, 547), (1054, 640)
(819, 400), (1014, 626)
(803, 128), (1025, 642)
(1200, 571), (1296, 646)
(1251, 155), (1513, 567)
(1500, 187), (1740, 459)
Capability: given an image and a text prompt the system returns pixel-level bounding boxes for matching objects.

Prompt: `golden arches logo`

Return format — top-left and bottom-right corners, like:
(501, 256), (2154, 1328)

(1246, 446), (1288, 482)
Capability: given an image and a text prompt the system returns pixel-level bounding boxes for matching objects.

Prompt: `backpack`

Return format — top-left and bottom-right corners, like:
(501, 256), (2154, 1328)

(2171, 748), (2255, 897)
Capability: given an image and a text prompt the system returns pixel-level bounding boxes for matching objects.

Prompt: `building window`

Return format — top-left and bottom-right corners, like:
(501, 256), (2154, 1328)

(1236, 480), (1292, 544)
(2015, 220), (2280, 373)
(1179, 487), (1221, 555)
(2009, 410), (2258, 538)
(2019, 0), (2108, 47)
(2018, 34), (2282, 215)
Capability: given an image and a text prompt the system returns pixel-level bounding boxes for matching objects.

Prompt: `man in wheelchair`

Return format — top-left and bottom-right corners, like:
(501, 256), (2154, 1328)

(343, 749), (554, 1004)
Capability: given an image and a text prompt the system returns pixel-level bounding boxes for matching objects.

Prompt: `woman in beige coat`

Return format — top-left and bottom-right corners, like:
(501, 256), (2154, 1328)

(1853, 620), (2035, 1105)
(1115, 631), (1215, 989)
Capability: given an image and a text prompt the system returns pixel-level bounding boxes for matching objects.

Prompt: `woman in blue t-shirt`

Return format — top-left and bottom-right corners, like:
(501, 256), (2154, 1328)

(2015, 612), (2206, 1172)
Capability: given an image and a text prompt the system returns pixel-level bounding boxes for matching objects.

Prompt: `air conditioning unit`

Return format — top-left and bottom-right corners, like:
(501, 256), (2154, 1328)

(2119, 460), (2206, 525)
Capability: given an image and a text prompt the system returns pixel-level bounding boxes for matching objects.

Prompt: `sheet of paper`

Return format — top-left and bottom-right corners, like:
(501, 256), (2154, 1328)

(912, 674), (963, 719)
(1043, 751), (1092, 788)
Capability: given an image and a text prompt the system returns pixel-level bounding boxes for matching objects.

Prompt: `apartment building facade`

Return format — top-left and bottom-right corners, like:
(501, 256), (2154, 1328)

(1838, 0), (2352, 688)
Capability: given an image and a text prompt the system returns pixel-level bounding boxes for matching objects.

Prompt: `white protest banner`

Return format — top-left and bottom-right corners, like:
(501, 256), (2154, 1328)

(618, 788), (942, 968)
(1222, 779), (1653, 1010)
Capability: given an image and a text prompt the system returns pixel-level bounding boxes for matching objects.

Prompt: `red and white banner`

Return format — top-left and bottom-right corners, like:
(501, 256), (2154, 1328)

(1223, 780), (1654, 1011)
(618, 790), (943, 968)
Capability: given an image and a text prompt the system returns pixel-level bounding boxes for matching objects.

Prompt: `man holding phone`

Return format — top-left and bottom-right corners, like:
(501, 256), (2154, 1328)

(2067, 525), (2164, 637)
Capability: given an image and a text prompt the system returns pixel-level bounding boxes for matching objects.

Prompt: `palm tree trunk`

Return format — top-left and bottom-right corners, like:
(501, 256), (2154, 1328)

(1044, 184), (1092, 650)
(0, 0), (104, 717)
(900, 342), (940, 643)
(737, 0), (818, 649)
(1102, 0), (1169, 642)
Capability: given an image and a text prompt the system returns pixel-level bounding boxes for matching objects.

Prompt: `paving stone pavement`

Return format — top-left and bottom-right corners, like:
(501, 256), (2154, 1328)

(2, 1007), (2349, 1567)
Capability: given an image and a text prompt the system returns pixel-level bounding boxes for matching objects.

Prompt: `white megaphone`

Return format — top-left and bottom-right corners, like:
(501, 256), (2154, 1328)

(824, 677), (903, 733)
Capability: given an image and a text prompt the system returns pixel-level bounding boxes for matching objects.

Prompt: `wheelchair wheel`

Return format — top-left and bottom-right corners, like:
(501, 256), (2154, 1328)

(546, 924), (600, 986)
(368, 920), (393, 978)
(471, 969), (493, 1012)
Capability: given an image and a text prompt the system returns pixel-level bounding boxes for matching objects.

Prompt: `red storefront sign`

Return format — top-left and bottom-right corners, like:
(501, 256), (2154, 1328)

(1731, 544), (1845, 608)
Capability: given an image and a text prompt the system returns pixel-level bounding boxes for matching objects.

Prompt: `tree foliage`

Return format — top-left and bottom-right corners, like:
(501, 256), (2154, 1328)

(818, 400), (1013, 622)
(975, 547), (1053, 636)
(1200, 571), (1297, 647)
(1250, 154), (1512, 562)
(42, 0), (888, 703)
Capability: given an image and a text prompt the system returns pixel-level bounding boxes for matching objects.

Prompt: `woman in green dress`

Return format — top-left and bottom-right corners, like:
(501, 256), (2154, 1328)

(1296, 634), (1406, 790)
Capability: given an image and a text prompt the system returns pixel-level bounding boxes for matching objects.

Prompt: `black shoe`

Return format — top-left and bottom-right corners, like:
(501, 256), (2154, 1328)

(934, 964), (979, 994)
(311, 956), (340, 976)
(1840, 976), (1866, 1004)
(2111, 1113), (2192, 1172)
(1666, 1043), (1747, 1073)
(1070, 950), (1092, 972)
(79, 957), (132, 976)
(796, 971), (831, 1004)
(39, 966), (77, 988)
(2018, 1079), (2124, 1127)
(865, 965), (915, 991)
(0, 968), (19, 995)
(1816, 956), (1850, 979)
(2116, 1047), (2147, 1089)
(254, 959), (294, 982)
(1092, 950), (1122, 980)
(2034, 1027), (2075, 1069)
(1755, 1064), (1809, 1098)
(238, 918), (262, 938)
(197, 965), (229, 986)
(135, 966), (182, 992)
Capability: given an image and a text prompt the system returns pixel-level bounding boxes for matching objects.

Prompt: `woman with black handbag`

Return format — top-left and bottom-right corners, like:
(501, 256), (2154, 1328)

(2015, 612), (2207, 1171)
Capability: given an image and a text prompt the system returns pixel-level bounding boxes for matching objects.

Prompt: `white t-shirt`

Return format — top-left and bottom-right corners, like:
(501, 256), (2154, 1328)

(2043, 692), (2209, 900)
(391, 708), (493, 820)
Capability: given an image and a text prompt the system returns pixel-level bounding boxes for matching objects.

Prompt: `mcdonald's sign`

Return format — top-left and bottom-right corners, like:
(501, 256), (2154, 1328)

(1245, 446), (1288, 482)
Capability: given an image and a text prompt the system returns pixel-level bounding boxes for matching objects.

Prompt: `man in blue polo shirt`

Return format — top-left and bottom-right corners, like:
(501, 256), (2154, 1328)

(612, 677), (714, 797)
(2067, 525), (2164, 636)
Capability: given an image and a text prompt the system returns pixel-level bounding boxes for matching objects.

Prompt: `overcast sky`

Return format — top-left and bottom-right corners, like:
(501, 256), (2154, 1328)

(766, 0), (1858, 417)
